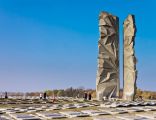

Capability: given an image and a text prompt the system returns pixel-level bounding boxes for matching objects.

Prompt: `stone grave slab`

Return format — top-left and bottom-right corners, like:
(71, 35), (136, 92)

(100, 108), (127, 114)
(9, 113), (42, 120)
(100, 102), (113, 108)
(34, 108), (44, 112)
(145, 106), (156, 111)
(110, 102), (125, 108)
(60, 111), (89, 118)
(24, 106), (40, 113)
(41, 105), (47, 109)
(26, 109), (37, 113)
(14, 108), (22, 110)
(152, 111), (156, 115)
(136, 113), (156, 119)
(6, 101), (17, 104)
(0, 110), (5, 114)
(19, 109), (28, 113)
(0, 115), (14, 120)
(49, 104), (63, 110)
(12, 107), (28, 113)
(62, 104), (76, 109)
(93, 117), (121, 120)
(140, 102), (150, 106)
(45, 108), (53, 111)
(131, 107), (145, 112)
(118, 102), (134, 107)
(136, 106), (152, 111)
(116, 114), (152, 120)
(142, 101), (156, 106)
(116, 107), (144, 113)
(36, 112), (66, 119)
(148, 101), (156, 106)
(81, 110), (109, 116)
(27, 107), (36, 110)
(89, 102), (100, 106)
(130, 101), (142, 106)
(0, 108), (7, 111)
(5, 109), (25, 114)
(75, 103), (89, 108)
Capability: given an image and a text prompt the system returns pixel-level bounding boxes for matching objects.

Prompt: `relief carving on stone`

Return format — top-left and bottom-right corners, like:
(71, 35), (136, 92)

(96, 12), (119, 100)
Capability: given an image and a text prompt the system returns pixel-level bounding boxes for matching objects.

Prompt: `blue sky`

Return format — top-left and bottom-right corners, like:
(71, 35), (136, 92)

(0, 0), (156, 92)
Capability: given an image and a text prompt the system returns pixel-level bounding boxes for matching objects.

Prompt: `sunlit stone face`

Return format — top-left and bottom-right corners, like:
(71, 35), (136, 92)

(96, 12), (119, 101)
(123, 15), (137, 101)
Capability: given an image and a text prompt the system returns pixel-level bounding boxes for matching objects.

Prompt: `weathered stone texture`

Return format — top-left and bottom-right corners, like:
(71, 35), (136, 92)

(96, 12), (119, 101)
(123, 15), (137, 101)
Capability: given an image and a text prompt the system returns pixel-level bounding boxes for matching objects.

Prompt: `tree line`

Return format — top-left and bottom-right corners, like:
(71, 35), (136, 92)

(1, 87), (96, 98)
(2, 88), (156, 100)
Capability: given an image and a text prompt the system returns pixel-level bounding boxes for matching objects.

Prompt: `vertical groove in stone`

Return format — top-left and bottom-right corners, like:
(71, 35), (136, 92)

(123, 15), (137, 101)
(96, 12), (119, 101)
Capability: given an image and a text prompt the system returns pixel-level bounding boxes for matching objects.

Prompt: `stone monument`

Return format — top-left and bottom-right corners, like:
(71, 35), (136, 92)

(123, 15), (137, 101)
(96, 12), (120, 101)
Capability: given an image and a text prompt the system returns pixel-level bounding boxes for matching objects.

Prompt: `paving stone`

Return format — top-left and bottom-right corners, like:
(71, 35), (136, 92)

(60, 111), (89, 118)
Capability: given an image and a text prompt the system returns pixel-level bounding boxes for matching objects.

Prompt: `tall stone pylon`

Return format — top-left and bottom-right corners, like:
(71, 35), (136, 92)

(123, 15), (137, 101)
(96, 12), (119, 101)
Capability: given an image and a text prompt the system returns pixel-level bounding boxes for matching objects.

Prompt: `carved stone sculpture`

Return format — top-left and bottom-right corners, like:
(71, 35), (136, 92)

(96, 12), (119, 101)
(123, 15), (137, 101)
